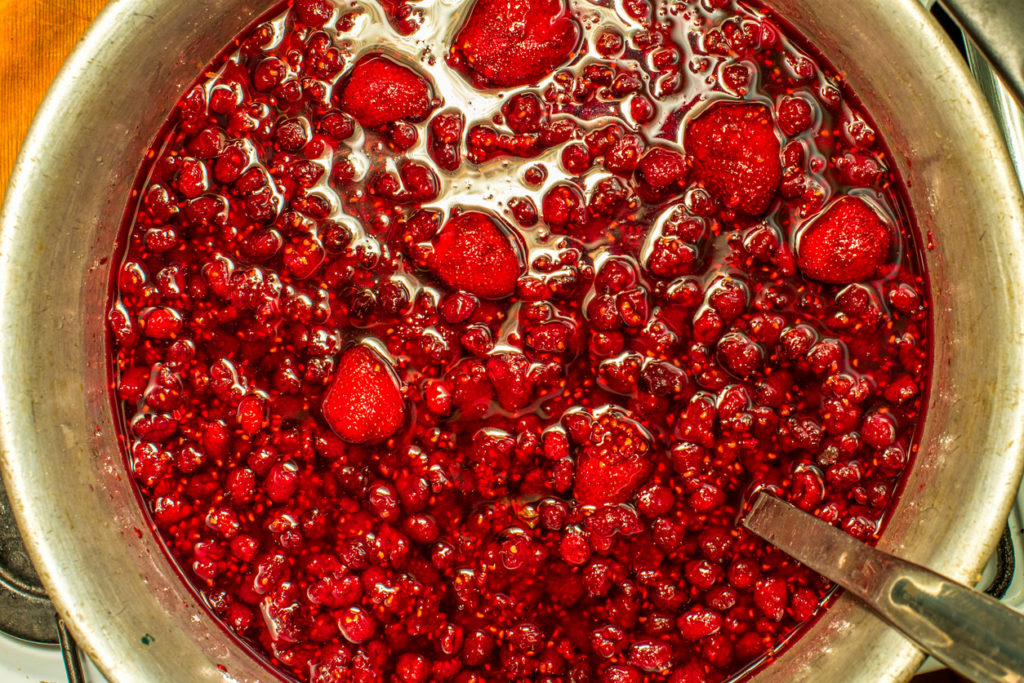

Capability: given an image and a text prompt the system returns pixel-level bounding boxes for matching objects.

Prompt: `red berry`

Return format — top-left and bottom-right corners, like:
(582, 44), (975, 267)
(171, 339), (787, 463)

(797, 196), (891, 284)
(264, 462), (300, 503)
(835, 152), (882, 186)
(717, 332), (764, 378)
(236, 394), (267, 435)
(861, 411), (897, 448)
(679, 607), (722, 641)
(596, 29), (623, 56)
(604, 134), (644, 175)
(337, 606), (376, 643)
(396, 653), (430, 683)
(561, 143), (593, 175)
(338, 54), (434, 128)
(432, 211), (523, 299)
(118, 366), (151, 403)
(777, 95), (814, 136)
(141, 307), (182, 340)
(753, 576), (788, 621)
(685, 102), (781, 215)
(450, 0), (581, 88)
(560, 527), (592, 565)
(573, 410), (652, 505)
(463, 630), (495, 666)
(294, 0), (333, 27)
(628, 639), (673, 672)
(636, 484), (675, 517)
(322, 345), (406, 444)
(542, 183), (586, 231)
(637, 147), (687, 190)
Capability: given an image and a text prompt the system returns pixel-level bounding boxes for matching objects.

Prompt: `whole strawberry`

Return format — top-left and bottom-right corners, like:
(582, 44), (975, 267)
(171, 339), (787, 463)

(322, 345), (406, 444)
(685, 102), (782, 216)
(337, 54), (433, 128)
(432, 211), (524, 299)
(797, 196), (891, 284)
(449, 0), (581, 88)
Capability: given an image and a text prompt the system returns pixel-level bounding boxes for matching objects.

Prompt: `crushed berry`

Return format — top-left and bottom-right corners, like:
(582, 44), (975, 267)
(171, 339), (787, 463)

(108, 1), (930, 681)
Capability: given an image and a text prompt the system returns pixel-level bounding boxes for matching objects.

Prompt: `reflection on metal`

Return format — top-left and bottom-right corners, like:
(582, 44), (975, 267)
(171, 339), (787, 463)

(57, 617), (85, 683)
(965, 37), (1024, 191)
(745, 494), (1024, 683)
(0, 477), (56, 644)
(943, 0), (1024, 109)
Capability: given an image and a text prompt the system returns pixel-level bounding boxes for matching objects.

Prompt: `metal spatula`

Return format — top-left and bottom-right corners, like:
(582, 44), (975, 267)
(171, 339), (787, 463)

(742, 492), (1024, 683)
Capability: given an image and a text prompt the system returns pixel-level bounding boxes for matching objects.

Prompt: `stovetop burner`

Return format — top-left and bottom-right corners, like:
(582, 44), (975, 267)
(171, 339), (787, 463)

(0, 476), (57, 645)
(0, 476), (88, 682)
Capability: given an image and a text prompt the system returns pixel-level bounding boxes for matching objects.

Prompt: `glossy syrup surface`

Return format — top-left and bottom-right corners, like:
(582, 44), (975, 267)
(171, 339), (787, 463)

(107, 0), (931, 681)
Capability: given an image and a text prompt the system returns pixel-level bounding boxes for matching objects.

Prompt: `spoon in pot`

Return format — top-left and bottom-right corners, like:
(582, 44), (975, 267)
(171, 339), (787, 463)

(742, 492), (1024, 682)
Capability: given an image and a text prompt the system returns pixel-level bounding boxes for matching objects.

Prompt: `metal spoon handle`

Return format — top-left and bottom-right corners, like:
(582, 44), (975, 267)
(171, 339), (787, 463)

(939, 0), (1024, 108)
(743, 493), (1024, 683)
(56, 616), (85, 683)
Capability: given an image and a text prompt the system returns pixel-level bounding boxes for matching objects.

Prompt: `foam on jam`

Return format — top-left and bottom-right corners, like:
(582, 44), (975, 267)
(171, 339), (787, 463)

(107, 0), (930, 680)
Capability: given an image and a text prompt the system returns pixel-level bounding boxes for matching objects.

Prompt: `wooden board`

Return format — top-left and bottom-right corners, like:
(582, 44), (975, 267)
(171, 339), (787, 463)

(0, 0), (108, 200)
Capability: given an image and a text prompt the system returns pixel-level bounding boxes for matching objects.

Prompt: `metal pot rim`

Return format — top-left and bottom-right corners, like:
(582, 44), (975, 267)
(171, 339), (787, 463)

(2, 1), (1024, 681)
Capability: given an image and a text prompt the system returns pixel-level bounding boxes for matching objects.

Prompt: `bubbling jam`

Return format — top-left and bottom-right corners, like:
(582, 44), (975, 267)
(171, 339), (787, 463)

(107, 0), (930, 680)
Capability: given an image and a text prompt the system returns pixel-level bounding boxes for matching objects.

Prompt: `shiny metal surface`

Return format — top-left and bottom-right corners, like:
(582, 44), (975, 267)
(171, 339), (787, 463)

(0, 475), (57, 644)
(966, 37), (1024, 190)
(744, 493), (1024, 682)
(942, 0), (1024, 108)
(57, 617), (86, 683)
(0, 1), (280, 680)
(0, 1), (1023, 682)
(753, 3), (1024, 681)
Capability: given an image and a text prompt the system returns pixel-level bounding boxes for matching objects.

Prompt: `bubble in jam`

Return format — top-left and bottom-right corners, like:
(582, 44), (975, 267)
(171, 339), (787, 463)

(108, 0), (930, 680)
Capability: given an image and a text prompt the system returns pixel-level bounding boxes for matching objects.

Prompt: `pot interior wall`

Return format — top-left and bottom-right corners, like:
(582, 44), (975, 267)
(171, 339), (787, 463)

(0, 2), (286, 680)
(753, 1), (1024, 679)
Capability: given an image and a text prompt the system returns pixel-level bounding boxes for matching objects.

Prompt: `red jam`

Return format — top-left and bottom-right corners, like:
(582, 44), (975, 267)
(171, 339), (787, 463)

(108, 0), (930, 680)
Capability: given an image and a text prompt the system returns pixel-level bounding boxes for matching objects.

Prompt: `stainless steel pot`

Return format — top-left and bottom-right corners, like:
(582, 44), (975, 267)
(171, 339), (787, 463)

(2, 1), (1024, 681)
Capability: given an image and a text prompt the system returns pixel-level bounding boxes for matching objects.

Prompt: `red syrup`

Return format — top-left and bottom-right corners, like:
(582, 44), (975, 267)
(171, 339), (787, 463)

(107, 0), (931, 680)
